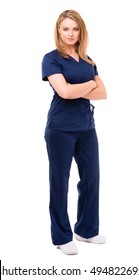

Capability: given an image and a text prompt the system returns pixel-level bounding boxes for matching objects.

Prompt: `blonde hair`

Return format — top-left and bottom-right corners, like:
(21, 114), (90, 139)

(54, 10), (94, 65)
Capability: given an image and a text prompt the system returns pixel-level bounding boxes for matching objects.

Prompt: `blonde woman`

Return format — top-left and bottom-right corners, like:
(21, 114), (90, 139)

(42, 10), (107, 255)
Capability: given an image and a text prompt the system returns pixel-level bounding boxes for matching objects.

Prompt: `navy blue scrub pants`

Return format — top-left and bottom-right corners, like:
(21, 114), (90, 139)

(45, 128), (100, 245)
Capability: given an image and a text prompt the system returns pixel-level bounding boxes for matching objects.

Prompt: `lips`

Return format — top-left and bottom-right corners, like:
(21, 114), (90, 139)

(67, 38), (74, 41)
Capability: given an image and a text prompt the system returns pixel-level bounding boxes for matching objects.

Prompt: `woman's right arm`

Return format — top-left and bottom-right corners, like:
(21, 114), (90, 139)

(48, 73), (96, 99)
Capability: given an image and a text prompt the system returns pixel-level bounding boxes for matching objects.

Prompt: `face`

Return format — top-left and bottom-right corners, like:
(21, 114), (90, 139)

(58, 17), (80, 47)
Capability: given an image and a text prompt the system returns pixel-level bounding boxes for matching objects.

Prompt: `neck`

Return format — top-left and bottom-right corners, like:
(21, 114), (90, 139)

(65, 46), (76, 55)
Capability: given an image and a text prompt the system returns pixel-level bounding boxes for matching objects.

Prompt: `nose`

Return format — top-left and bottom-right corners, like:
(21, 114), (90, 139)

(68, 30), (73, 37)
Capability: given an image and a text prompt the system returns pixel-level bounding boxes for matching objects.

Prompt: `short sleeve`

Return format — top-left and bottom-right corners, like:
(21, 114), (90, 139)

(93, 64), (99, 76)
(42, 53), (62, 81)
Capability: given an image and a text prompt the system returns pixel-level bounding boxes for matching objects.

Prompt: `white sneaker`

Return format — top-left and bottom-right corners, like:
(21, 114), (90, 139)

(74, 233), (106, 244)
(57, 241), (78, 255)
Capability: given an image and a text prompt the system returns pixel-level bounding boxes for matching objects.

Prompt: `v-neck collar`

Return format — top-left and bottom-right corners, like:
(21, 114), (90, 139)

(69, 55), (80, 63)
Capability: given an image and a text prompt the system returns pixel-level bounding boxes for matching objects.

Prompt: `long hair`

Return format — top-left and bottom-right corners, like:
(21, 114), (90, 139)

(54, 10), (94, 65)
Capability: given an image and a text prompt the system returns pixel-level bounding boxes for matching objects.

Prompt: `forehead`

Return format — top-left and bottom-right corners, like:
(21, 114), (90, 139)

(60, 17), (78, 27)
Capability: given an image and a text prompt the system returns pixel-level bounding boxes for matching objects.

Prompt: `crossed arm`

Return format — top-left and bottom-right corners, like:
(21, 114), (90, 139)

(48, 73), (107, 100)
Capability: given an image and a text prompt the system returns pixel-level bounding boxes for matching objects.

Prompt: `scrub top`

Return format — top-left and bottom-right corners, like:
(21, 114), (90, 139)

(42, 49), (98, 131)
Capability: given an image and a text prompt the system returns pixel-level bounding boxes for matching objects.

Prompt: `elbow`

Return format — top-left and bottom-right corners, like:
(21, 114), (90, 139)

(101, 88), (107, 99)
(96, 88), (107, 100)
(57, 88), (68, 99)
(58, 92), (66, 99)
(103, 91), (107, 99)
(58, 89), (73, 99)
(57, 85), (72, 99)
(104, 89), (107, 99)
(58, 91), (70, 99)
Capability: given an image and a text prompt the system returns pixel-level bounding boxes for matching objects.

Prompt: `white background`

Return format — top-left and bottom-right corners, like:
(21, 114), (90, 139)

(0, 0), (139, 279)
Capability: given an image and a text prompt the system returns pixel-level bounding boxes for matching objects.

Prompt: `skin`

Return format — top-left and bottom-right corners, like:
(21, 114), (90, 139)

(48, 17), (107, 100)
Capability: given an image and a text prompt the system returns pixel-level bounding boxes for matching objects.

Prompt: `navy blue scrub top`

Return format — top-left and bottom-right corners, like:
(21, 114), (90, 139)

(42, 49), (98, 131)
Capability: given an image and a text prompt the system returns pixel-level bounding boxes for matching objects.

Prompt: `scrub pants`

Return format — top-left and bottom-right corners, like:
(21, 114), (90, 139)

(45, 128), (100, 245)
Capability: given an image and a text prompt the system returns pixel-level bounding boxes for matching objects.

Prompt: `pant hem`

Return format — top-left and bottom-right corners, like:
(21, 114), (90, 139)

(52, 238), (73, 246)
(74, 228), (99, 239)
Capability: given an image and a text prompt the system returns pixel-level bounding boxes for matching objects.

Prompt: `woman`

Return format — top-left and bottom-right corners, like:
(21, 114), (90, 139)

(42, 9), (107, 255)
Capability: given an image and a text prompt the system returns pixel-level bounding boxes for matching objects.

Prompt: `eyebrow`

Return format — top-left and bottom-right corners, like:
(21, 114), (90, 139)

(61, 26), (79, 28)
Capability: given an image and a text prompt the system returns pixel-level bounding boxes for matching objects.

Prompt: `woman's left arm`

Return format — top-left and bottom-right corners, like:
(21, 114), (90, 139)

(83, 76), (107, 100)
